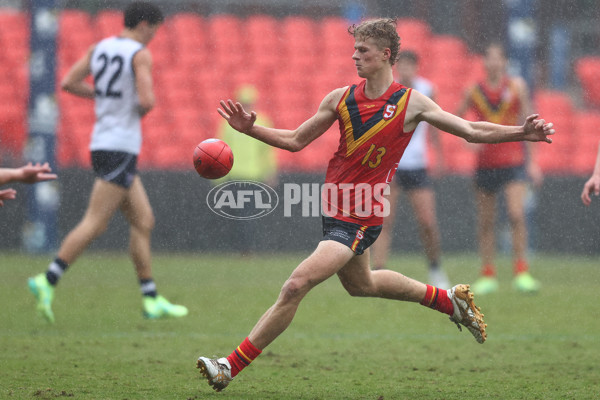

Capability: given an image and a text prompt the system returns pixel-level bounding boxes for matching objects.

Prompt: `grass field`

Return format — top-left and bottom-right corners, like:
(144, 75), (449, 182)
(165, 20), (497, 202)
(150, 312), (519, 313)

(1, 251), (599, 399)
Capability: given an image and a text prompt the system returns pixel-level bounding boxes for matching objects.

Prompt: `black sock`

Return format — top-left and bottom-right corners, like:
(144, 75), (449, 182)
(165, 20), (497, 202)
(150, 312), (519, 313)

(139, 278), (157, 298)
(46, 258), (69, 286)
(429, 260), (440, 271)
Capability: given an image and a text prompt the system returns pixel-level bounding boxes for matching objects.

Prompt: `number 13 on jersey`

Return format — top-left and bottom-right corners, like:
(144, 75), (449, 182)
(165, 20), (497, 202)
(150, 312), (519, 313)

(361, 144), (387, 168)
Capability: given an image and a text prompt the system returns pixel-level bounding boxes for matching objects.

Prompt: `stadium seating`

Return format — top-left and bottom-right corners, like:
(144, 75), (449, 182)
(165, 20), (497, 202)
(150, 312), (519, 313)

(0, 9), (591, 175)
(575, 56), (600, 109)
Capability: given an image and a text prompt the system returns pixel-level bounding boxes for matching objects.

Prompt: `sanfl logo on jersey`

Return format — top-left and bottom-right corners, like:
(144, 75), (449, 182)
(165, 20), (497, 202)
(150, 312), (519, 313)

(382, 104), (397, 120)
(364, 104), (376, 108)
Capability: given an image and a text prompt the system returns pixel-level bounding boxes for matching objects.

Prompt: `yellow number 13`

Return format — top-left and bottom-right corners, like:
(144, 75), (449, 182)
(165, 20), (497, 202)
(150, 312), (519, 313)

(361, 144), (387, 168)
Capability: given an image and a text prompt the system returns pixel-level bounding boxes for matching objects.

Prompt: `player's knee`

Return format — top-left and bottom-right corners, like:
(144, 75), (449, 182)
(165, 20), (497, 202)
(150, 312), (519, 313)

(279, 277), (309, 304)
(133, 213), (155, 233)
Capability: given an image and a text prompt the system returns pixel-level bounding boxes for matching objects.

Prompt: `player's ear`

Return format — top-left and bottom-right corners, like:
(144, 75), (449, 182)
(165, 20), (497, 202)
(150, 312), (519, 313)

(383, 48), (391, 62)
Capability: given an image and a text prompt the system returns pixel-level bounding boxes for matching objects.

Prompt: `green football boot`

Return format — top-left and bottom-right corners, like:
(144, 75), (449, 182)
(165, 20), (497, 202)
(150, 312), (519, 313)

(471, 276), (499, 295)
(27, 273), (55, 323)
(143, 295), (188, 319)
(513, 272), (540, 293)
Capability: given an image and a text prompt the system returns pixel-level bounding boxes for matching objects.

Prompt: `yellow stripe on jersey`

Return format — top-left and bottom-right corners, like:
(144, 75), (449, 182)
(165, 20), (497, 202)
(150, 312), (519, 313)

(470, 82), (518, 124)
(338, 89), (410, 158)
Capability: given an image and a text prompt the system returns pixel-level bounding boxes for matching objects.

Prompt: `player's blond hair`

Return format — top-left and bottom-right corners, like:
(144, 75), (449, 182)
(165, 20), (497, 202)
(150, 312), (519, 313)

(348, 18), (400, 66)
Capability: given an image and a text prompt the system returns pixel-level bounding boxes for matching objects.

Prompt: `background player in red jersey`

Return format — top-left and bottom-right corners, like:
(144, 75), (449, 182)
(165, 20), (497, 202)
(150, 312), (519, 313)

(196, 19), (554, 392)
(456, 43), (542, 295)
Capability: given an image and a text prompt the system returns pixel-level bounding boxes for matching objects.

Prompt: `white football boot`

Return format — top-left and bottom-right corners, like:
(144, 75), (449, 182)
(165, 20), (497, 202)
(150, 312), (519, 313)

(448, 284), (487, 343)
(196, 356), (233, 392)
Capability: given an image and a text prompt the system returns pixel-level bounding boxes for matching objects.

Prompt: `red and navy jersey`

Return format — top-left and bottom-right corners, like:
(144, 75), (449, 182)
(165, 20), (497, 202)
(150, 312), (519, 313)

(469, 78), (526, 169)
(323, 80), (414, 226)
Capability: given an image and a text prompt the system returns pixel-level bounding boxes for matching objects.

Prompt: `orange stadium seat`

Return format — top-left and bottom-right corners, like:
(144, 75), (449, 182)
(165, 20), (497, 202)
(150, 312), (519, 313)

(168, 12), (204, 48)
(207, 14), (244, 70)
(95, 10), (122, 38)
(571, 111), (600, 175)
(534, 90), (574, 173)
(575, 56), (600, 108)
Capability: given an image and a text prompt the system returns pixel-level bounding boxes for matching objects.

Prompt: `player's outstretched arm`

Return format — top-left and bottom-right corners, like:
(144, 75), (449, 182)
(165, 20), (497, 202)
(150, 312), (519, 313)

(581, 141), (600, 206)
(407, 90), (555, 144)
(217, 88), (344, 152)
(0, 163), (57, 186)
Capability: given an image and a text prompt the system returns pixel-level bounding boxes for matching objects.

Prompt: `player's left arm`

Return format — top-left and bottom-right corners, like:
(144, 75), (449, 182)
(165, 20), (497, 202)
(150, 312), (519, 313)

(133, 48), (156, 117)
(516, 77), (543, 187)
(406, 90), (555, 144)
(61, 45), (95, 98)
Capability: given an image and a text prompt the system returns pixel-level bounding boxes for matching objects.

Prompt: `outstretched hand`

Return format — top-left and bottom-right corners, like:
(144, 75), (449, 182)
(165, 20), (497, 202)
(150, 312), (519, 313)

(581, 175), (600, 206)
(523, 114), (555, 143)
(0, 188), (16, 206)
(217, 100), (257, 134)
(17, 162), (57, 184)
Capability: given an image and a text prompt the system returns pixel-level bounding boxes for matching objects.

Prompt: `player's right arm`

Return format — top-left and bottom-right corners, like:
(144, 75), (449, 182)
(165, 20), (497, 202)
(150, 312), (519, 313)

(217, 88), (346, 152)
(60, 45), (96, 99)
(581, 140), (600, 206)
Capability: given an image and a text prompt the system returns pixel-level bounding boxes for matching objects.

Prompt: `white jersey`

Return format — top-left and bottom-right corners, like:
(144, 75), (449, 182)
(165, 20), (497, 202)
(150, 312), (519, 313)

(89, 37), (143, 154)
(397, 76), (434, 170)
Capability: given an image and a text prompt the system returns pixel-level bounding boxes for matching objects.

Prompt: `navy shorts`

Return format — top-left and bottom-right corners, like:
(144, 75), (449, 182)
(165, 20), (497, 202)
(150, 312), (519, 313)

(321, 216), (382, 255)
(394, 168), (432, 191)
(475, 165), (527, 193)
(91, 150), (137, 188)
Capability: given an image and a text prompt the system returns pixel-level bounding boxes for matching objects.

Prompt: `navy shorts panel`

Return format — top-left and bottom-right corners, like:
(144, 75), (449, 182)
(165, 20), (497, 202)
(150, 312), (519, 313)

(475, 165), (527, 193)
(394, 168), (432, 190)
(321, 216), (382, 255)
(91, 150), (137, 189)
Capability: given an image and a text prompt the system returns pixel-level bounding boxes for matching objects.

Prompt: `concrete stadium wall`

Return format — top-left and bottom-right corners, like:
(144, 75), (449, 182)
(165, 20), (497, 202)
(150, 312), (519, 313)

(1, 170), (599, 255)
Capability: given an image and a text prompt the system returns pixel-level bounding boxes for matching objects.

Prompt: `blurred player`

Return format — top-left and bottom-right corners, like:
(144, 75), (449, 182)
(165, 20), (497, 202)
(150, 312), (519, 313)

(370, 50), (450, 288)
(196, 19), (554, 392)
(27, 1), (187, 323)
(456, 43), (542, 295)
(581, 141), (600, 205)
(0, 163), (57, 206)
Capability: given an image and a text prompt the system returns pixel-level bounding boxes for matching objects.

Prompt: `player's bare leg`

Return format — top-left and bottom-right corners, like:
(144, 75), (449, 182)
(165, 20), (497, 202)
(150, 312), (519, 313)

(58, 179), (126, 263)
(198, 240), (354, 391)
(370, 184), (401, 269)
(337, 248), (486, 343)
(28, 179), (126, 322)
(408, 188), (450, 288)
(248, 240), (355, 349)
(505, 181), (540, 292)
(473, 189), (499, 294)
(120, 176), (155, 280)
(121, 176), (188, 318)
(338, 249), (426, 301)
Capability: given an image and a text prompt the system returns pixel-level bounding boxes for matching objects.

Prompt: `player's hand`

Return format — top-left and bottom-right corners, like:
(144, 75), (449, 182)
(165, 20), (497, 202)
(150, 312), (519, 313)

(217, 99), (257, 134)
(581, 175), (600, 206)
(523, 114), (555, 143)
(17, 162), (57, 184)
(0, 188), (17, 206)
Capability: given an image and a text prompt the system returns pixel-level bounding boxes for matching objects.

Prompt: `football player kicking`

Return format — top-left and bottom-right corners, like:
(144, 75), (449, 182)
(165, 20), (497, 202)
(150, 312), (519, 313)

(196, 18), (555, 392)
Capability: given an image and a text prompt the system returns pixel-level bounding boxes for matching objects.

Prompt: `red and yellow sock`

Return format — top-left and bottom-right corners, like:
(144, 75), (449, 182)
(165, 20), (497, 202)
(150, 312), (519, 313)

(226, 337), (262, 377)
(420, 284), (453, 316)
(514, 259), (528, 275)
